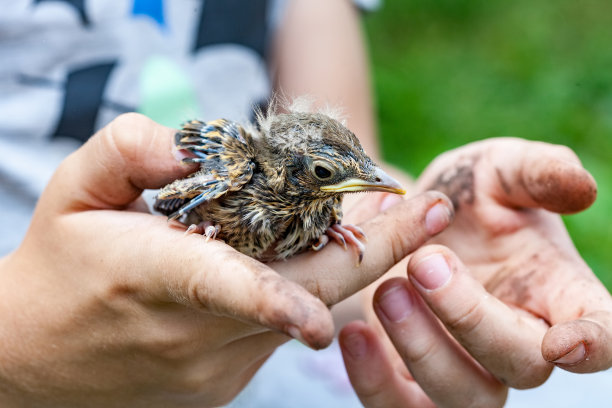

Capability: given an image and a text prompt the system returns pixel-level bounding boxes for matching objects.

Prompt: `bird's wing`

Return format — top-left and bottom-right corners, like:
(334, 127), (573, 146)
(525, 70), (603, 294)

(154, 119), (257, 220)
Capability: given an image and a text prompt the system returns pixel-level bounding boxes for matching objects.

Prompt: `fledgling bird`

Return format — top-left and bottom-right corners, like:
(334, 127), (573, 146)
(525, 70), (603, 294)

(154, 102), (405, 263)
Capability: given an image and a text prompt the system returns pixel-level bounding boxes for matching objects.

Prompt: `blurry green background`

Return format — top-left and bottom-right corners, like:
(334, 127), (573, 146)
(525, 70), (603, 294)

(363, 0), (612, 289)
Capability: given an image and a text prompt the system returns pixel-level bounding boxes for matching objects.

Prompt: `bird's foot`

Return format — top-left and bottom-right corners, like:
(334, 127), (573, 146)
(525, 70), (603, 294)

(185, 221), (220, 242)
(312, 223), (367, 265)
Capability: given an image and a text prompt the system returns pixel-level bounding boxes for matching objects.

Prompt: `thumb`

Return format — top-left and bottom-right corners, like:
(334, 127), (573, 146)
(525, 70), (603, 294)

(490, 139), (597, 214)
(42, 113), (196, 213)
(417, 138), (597, 215)
(542, 311), (612, 373)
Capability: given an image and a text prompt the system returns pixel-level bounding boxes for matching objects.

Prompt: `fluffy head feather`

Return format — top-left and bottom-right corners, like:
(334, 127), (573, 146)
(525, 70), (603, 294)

(249, 97), (402, 200)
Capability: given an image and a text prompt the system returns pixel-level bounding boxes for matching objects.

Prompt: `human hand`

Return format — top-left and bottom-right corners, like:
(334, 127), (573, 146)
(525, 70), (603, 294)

(0, 113), (453, 408)
(339, 138), (610, 407)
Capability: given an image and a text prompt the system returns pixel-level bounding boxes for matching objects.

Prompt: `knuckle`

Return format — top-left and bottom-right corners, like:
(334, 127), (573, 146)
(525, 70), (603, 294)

(355, 387), (391, 406)
(95, 276), (140, 312)
(385, 217), (419, 265)
(550, 144), (579, 162)
(383, 194), (443, 264)
(467, 387), (508, 408)
(255, 270), (317, 321)
(388, 227), (408, 266)
(445, 296), (487, 336)
(306, 274), (340, 307)
(514, 367), (550, 389)
(166, 363), (248, 405)
(187, 269), (215, 312)
(473, 204), (514, 236)
(111, 112), (150, 130)
(169, 376), (208, 397)
(404, 338), (439, 367)
(104, 112), (156, 163)
(501, 353), (552, 389)
(102, 278), (140, 301)
(165, 370), (213, 399)
(142, 331), (200, 362)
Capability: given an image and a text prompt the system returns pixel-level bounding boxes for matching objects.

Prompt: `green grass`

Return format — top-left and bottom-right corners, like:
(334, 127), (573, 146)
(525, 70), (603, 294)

(364, 0), (612, 289)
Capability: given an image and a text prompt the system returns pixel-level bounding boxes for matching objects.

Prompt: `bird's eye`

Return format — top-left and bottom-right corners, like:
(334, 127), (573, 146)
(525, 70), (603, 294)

(314, 165), (332, 180)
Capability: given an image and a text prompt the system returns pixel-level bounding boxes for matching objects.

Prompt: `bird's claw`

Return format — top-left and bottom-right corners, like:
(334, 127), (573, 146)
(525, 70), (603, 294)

(326, 227), (347, 250)
(185, 221), (220, 242)
(204, 225), (220, 242)
(185, 224), (201, 235)
(311, 234), (330, 251)
(313, 223), (366, 265)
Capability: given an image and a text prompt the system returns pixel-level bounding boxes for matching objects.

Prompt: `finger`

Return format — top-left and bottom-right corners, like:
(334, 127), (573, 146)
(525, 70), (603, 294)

(340, 321), (434, 408)
(372, 278), (507, 407)
(543, 311), (612, 373)
(343, 192), (405, 225)
(407, 245), (554, 389)
(43, 113), (197, 213)
(527, 253), (612, 373)
(273, 191), (454, 307)
(486, 138), (597, 214)
(69, 211), (335, 350)
(418, 138), (597, 215)
(153, 234), (335, 350)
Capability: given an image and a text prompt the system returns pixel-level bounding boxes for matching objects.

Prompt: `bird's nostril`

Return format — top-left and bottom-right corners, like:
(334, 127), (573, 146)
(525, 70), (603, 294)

(375, 177), (382, 182)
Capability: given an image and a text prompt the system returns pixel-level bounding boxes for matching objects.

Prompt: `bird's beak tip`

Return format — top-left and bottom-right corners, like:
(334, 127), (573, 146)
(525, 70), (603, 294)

(370, 167), (405, 195)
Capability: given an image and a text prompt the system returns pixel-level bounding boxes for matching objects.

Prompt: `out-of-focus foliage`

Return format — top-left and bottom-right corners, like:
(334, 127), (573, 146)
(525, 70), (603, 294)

(364, 0), (612, 289)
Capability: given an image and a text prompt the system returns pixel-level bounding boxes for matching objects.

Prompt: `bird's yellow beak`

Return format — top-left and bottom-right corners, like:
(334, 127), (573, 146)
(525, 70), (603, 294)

(320, 167), (406, 195)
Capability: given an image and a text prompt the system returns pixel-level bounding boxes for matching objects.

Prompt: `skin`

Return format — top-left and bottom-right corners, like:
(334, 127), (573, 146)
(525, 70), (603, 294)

(338, 139), (612, 407)
(0, 114), (453, 407)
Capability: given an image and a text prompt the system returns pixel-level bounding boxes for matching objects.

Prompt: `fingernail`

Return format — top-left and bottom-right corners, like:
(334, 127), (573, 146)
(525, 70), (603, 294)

(342, 331), (368, 361)
(286, 325), (309, 347)
(377, 283), (414, 323)
(412, 253), (452, 290)
(425, 202), (452, 235)
(172, 146), (192, 163)
(553, 342), (587, 366)
(379, 193), (403, 212)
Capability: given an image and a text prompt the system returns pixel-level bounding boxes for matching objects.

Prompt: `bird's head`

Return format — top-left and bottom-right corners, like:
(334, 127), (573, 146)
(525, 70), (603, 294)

(259, 112), (405, 198)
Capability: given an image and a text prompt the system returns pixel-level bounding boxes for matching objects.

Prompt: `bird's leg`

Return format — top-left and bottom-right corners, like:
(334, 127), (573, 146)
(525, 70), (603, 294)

(185, 221), (220, 242)
(312, 223), (367, 265)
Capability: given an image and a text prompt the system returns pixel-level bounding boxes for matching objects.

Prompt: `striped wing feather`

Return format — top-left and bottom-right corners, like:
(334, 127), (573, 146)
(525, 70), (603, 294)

(154, 119), (257, 220)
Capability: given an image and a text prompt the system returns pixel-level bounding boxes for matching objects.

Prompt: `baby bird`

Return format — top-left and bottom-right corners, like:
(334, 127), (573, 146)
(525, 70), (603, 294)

(154, 104), (405, 263)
